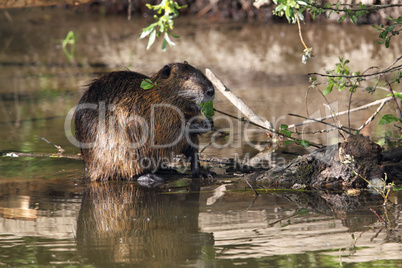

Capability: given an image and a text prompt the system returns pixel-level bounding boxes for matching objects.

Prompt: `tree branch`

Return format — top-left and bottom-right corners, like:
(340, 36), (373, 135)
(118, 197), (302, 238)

(309, 3), (402, 13)
(358, 100), (387, 131)
(288, 96), (394, 129)
(205, 68), (274, 131)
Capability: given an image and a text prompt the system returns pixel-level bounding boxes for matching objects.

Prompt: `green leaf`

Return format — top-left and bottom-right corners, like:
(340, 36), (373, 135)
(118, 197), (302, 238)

(385, 38), (390, 48)
(394, 92), (402, 99)
(285, 6), (291, 22)
(323, 83), (334, 95)
(201, 101), (215, 120)
(146, 29), (156, 50)
(275, 4), (286, 12)
(297, 139), (310, 147)
(62, 31), (75, 48)
(140, 79), (155, 90)
(297, 11), (304, 22)
(170, 33), (180, 39)
(297, 1), (307, 6)
(281, 130), (292, 137)
(140, 25), (154, 39)
(283, 140), (294, 146)
(379, 114), (401, 125)
(161, 38), (167, 51)
(386, 92), (402, 99)
(337, 15), (346, 23)
(279, 124), (291, 136)
(164, 33), (176, 47)
(62, 31), (76, 60)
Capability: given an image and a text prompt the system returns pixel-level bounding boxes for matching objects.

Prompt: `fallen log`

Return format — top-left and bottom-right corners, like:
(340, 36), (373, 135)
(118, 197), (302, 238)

(248, 134), (400, 189)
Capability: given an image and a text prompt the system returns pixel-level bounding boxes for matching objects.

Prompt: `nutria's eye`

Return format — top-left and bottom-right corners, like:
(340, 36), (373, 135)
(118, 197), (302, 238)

(182, 76), (189, 81)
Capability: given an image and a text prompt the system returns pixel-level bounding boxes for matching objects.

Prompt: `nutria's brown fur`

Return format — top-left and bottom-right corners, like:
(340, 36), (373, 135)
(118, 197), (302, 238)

(74, 62), (214, 181)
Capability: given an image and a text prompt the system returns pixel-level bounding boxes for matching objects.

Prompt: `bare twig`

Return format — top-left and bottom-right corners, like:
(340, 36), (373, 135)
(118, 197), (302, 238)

(370, 227), (384, 242)
(323, 103), (346, 140)
(383, 56), (402, 72)
(318, 88), (341, 125)
(348, 90), (353, 129)
(358, 101), (387, 131)
(38, 136), (65, 153)
(294, 127), (338, 135)
(296, 15), (308, 51)
(370, 208), (387, 227)
(289, 113), (354, 135)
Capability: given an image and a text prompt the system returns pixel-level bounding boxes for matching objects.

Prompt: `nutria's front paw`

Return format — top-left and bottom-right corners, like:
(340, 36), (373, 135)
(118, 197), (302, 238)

(201, 118), (214, 131)
(189, 119), (214, 134)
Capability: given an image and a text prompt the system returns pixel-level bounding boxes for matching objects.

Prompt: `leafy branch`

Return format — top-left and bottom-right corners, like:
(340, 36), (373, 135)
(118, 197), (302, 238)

(373, 16), (402, 48)
(139, 0), (186, 51)
(309, 57), (402, 133)
(307, 1), (402, 47)
(309, 2), (402, 14)
(317, 57), (363, 96)
(270, 1), (402, 62)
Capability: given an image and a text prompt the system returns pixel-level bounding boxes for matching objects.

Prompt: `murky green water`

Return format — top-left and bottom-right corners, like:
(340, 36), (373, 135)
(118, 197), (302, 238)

(1, 173), (401, 267)
(0, 7), (401, 267)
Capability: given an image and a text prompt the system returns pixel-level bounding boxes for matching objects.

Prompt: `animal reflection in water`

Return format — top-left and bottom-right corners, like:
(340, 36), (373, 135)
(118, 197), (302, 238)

(76, 181), (214, 265)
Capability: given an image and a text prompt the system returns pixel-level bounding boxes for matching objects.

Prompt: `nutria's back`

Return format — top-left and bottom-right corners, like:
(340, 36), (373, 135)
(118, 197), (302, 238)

(74, 62), (214, 181)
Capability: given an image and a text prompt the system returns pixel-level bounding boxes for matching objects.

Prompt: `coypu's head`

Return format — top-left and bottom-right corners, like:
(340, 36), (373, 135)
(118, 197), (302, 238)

(151, 62), (215, 109)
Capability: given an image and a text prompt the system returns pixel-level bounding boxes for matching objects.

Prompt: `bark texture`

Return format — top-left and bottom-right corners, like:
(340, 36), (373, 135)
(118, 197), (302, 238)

(252, 135), (399, 189)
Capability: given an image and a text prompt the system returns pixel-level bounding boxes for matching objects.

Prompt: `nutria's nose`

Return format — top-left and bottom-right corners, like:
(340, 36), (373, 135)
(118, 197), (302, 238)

(206, 87), (215, 97)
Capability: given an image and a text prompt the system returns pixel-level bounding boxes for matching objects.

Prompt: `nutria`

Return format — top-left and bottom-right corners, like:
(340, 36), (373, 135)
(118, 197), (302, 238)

(74, 62), (215, 181)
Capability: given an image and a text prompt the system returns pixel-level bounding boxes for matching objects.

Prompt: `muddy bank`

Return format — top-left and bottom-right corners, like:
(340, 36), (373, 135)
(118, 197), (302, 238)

(1, 0), (400, 25)
(80, 0), (402, 25)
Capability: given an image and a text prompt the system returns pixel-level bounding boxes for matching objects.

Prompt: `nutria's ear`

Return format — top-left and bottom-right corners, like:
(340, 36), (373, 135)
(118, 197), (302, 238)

(161, 65), (171, 79)
(183, 61), (189, 65)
